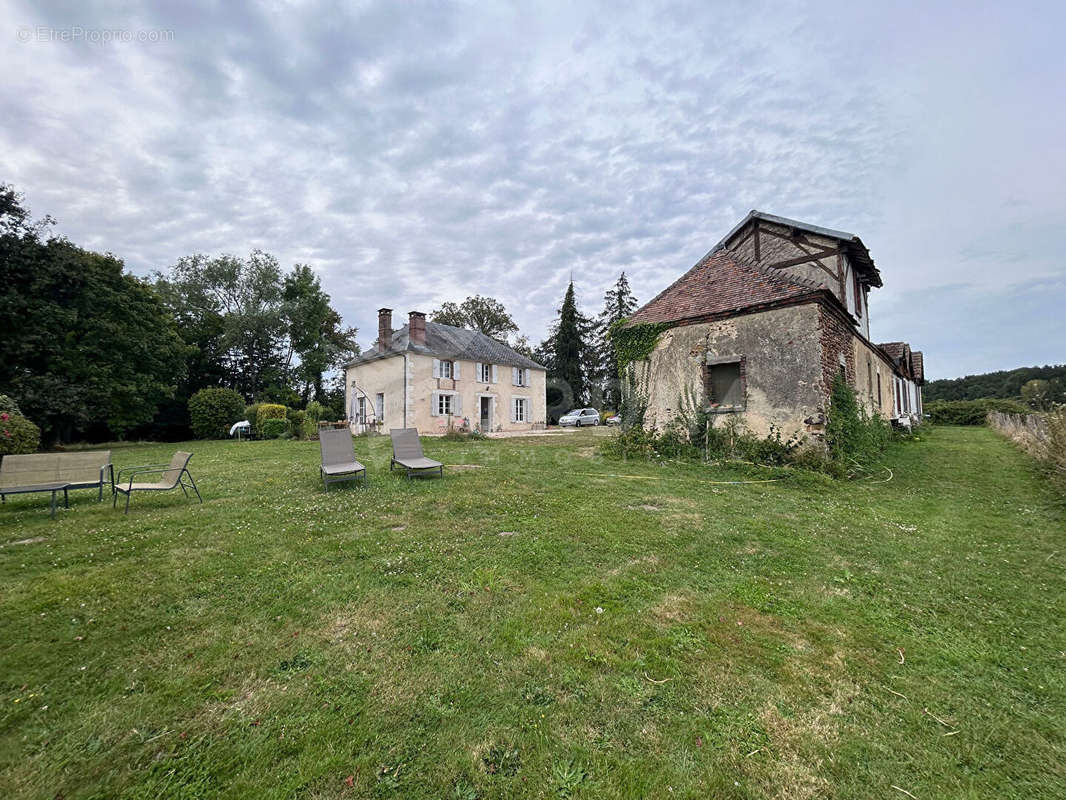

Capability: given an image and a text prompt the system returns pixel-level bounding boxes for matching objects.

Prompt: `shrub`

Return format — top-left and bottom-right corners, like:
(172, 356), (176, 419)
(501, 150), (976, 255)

(0, 412), (41, 455)
(441, 428), (486, 442)
(0, 394), (21, 416)
(926, 398), (1029, 425)
(260, 418), (289, 439)
(301, 418), (318, 439)
(305, 401), (326, 424)
(256, 404), (287, 434)
(244, 404), (261, 427)
(598, 424), (658, 461)
(288, 410), (306, 439)
(188, 388), (246, 439)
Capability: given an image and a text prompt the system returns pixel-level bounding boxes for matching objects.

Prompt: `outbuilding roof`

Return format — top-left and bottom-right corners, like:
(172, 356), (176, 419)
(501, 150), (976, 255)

(713, 210), (883, 287)
(626, 248), (824, 326)
(346, 320), (544, 370)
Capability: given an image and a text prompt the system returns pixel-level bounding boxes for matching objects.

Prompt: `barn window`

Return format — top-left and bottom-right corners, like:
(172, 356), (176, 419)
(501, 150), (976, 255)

(704, 357), (745, 411)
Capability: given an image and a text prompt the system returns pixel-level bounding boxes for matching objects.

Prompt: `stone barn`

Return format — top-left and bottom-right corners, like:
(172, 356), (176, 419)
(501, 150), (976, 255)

(624, 211), (924, 438)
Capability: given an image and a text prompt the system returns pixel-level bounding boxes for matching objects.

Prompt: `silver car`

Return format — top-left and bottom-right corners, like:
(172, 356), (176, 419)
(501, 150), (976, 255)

(559, 408), (600, 427)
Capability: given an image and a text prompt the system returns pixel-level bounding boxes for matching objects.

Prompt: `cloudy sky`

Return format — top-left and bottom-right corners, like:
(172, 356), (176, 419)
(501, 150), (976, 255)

(3, 0), (1064, 379)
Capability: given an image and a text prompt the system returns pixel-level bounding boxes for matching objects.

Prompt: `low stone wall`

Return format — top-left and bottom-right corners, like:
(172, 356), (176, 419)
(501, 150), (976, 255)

(988, 409), (1066, 486)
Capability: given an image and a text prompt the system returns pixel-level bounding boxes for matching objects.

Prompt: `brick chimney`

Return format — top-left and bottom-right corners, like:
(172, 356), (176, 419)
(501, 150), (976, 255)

(377, 308), (392, 350)
(408, 311), (427, 346)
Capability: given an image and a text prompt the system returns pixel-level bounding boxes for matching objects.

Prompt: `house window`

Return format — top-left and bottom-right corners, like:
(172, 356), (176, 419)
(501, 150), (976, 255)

(512, 367), (530, 387)
(478, 362), (495, 383)
(876, 371), (882, 408)
(437, 393), (454, 416)
(853, 272), (863, 318)
(513, 397), (528, 423)
(704, 358), (744, 411)
(439, 360), (454, 379)
(375, 392), (385, 421)
(356, 396), (367, 423)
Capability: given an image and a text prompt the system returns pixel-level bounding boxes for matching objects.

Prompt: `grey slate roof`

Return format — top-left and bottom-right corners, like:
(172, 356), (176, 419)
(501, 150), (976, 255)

(346, 320), (544, 370)
(712, 210), (883, 287)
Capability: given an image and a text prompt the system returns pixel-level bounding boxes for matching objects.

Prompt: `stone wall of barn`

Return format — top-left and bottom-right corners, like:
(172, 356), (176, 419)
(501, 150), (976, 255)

(636, 303), (825, 439)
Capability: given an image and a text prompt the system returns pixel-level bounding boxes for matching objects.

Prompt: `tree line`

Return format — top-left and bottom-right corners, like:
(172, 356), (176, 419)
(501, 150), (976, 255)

(0, 185), (357, 444)
(2, 182), (641, 444)
(923, 364), (1066, 409)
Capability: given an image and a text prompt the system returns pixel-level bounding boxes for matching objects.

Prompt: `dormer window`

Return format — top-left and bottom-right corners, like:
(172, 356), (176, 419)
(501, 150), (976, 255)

(853, 272), (863, 318)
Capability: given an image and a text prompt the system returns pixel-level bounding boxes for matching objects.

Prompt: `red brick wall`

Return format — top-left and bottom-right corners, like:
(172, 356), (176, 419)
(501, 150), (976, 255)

(817, 304), (856, 403)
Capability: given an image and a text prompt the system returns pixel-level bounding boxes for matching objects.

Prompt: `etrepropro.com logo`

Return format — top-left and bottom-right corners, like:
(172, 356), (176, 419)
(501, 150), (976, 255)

(16, 25), (174, 44)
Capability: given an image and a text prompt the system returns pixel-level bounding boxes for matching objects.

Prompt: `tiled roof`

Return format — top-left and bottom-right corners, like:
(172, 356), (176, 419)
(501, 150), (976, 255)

(626, 249), (824, 326)
(877, 342), (925, 384)
(347, 320), (544, 370)
(878, 341), (907, 365)
(911, 351), (924, 382)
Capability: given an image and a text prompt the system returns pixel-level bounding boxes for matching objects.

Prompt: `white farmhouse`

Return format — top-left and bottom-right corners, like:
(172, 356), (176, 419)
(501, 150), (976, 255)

(344, 309), (547, 435)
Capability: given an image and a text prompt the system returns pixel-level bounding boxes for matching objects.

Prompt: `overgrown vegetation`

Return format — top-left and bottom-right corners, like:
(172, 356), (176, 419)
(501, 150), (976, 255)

(605, 374), (892, 478)
(1, 429), (1063, 798)
(823, 373), (891, 476)
(609, 320), (669, 370)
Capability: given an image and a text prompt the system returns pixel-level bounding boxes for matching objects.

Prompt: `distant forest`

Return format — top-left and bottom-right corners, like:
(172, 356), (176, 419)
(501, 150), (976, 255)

(924, 364), (1066, 403)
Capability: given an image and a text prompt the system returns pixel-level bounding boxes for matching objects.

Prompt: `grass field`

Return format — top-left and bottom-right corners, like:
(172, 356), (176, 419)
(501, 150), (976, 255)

(1, 426), (1064, 799)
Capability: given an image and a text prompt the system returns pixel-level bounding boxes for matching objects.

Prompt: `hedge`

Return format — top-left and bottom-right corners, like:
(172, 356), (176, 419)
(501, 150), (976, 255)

(260, 418), (289, 439)
(0, 412), (41, 455)
(188, 388), (247, 439)
(926, 398), (1030, 426)
(256, 404), (287, 434)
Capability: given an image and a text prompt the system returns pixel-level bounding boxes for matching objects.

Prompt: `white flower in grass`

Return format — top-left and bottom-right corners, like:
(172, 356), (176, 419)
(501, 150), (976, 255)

(595, 607), (604, 615)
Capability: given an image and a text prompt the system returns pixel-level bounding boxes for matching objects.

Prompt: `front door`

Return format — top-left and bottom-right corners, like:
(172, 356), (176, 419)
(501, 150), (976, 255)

(480, 397), (492, 431)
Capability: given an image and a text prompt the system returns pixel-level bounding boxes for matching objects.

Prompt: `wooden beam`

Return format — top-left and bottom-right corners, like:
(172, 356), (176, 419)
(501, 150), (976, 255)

(753, 219), (760, 261)
(766, 247), (844, 270)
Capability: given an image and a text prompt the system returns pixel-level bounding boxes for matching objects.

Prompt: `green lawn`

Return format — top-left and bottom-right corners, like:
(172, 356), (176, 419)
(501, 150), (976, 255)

(1, 427), (1063, 799)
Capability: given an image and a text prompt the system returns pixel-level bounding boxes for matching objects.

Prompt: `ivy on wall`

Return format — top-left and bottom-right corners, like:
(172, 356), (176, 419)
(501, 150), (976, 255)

(609, 320), (670, 369)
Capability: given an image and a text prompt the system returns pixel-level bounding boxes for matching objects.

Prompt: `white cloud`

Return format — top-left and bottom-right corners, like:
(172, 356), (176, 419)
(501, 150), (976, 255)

(2, 0), (1064, 380)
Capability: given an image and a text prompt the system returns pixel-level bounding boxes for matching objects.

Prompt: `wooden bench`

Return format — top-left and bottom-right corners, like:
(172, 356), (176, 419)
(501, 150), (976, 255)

(0, 451), (114, 507)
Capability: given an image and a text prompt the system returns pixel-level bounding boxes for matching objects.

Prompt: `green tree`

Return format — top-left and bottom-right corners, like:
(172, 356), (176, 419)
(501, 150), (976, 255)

(1021, 379), (1052, 410)
(0, 186), (187, 442)
(594, 272), (638, 409)
(431, 295), (519, 342)
(156, 256), (358, 413)
(282, 264), (358, 403)
(156, 250), (287, 400)
(543, 281), (593, 407)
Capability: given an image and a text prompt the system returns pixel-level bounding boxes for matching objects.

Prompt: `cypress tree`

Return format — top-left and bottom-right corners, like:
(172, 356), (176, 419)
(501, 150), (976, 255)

(548, 281), (592, 407)
(595, 272), (638, 409)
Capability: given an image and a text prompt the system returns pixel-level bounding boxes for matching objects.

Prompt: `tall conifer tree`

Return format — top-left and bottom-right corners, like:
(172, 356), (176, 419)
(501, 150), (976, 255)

(594, 272), (638, 409)
(544, 280), (593, 408)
